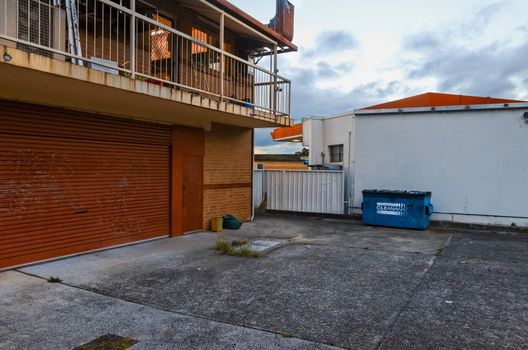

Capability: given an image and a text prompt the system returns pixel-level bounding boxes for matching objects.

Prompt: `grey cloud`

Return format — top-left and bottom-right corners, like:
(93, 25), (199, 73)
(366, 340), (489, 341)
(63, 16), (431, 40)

(404, 32), (441, 51)
(303, 30), (358, 58)
(402, 1), (528, 99)
(405, 1), (510, 52)
(254, 66), (408, 148)
(466, 2), (508, 31)
(335, 62), (354, 73)
(316, 62), (339, 78)
(254, 128), (274, 147)
(288, 63), (408, 117)
(407, 36), (528, 98)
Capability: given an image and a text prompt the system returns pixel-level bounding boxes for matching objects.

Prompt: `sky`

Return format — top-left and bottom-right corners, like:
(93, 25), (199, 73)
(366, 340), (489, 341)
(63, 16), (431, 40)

(230, 0), (528, 154)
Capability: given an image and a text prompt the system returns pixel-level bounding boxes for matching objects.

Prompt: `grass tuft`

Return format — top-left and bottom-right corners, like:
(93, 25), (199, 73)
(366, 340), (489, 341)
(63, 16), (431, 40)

(216, 238), (232, 254)
(216, 238), (261, 258)
(434, 247), (444, 257)
(47, 276), (62, 283)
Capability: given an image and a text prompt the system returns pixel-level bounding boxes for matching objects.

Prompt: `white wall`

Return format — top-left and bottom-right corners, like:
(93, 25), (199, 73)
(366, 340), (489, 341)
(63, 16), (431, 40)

(303, 114), (355, 212)
(353, 108), (528, 226)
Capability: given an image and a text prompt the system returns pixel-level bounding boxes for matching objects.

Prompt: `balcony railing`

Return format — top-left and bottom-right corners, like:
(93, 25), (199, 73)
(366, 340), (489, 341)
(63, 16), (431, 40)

(0, 0), (291, 117)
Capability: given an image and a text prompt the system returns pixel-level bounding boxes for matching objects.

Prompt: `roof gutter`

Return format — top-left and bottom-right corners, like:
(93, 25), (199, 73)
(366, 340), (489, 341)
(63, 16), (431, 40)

(354, 102), (528, 116)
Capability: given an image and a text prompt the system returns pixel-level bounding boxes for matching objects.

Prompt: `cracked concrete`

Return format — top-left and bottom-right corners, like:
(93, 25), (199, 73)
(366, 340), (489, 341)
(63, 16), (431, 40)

(2, 214), (527, 349)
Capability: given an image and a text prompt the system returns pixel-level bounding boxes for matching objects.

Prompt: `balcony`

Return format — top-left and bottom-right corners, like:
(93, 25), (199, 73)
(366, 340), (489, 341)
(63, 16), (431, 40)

(0, 0), (293, 128)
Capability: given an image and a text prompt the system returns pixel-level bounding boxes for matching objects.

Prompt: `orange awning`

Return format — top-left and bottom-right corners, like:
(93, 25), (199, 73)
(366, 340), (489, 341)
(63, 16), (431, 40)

(270, 122), (302, 142)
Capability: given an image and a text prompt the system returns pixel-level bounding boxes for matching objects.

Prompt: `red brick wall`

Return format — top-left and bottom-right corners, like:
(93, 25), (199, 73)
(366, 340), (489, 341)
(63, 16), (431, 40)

(203, 123), (252, 230)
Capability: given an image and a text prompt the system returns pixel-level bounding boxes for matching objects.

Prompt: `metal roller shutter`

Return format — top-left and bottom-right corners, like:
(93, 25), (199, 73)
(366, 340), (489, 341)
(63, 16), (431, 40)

(0, 101), (171, 269)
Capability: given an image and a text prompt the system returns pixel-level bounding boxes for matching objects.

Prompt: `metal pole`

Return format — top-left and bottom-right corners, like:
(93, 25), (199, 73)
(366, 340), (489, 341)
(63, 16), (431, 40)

(288, 80), (292, 116)
(130, 0), (136, 78)
(220, 12), (224, 100)
(273, 44), (278, 117)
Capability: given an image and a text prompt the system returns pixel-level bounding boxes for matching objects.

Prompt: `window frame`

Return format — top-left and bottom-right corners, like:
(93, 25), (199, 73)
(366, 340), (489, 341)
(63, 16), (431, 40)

(328, 144), (344, 163)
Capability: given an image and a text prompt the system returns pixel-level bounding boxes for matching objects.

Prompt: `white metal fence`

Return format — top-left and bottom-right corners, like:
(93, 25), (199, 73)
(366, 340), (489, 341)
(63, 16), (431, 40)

(253, 170), (265, 210)
(254, 170), (345, 215)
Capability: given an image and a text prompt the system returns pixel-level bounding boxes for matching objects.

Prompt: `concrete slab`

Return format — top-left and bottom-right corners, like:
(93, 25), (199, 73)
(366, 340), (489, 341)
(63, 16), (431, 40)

(23, 240), (436, 349)
(379, 256), (528, 349)
(8, 214), (528, 349)
(442, 231), (528, 263)
(244, 239), (283, 253)
(225, 214), (451, 255)
(0, 271), (338, 350)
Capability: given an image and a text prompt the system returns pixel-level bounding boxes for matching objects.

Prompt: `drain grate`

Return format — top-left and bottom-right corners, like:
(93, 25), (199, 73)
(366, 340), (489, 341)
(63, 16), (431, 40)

(73, 334), (137, 350)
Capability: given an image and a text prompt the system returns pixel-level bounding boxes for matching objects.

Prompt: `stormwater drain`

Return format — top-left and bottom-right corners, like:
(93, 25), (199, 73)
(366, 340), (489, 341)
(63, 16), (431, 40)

(245, 239), (282, 253)
(73, 334), (137, 350)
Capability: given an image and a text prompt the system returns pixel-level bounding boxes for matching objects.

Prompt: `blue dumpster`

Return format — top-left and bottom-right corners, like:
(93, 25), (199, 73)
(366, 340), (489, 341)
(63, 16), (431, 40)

(361, 190), (434, 230)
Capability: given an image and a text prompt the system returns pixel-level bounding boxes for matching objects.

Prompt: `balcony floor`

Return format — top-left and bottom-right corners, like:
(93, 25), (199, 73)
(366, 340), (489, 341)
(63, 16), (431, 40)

(0, 45), (292, 129)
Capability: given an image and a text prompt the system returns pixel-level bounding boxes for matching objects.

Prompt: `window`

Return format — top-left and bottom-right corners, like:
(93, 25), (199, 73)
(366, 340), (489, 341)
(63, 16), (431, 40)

(191, 27), (212, 54)
(191, 27), (235, 72)
(329, 144), (344, 163)
(150, 14), (173, 61)
(149, 14), (174, 81)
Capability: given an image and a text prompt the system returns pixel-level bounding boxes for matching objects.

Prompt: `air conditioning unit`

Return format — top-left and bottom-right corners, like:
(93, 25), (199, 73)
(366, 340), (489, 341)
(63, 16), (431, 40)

(0, 0), (66, 60)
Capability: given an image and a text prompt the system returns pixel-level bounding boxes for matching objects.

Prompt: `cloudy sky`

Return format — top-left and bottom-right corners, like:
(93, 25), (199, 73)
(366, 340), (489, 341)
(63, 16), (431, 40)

(230, 0), (528, 154)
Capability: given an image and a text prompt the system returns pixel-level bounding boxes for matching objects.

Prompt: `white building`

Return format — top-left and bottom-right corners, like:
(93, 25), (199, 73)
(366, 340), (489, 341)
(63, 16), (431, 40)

(272, 93), (528, 227)
(302, 113), (356, 213)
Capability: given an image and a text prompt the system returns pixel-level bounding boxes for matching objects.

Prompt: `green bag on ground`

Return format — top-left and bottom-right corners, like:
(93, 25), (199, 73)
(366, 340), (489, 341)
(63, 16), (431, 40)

(223, 215), (242, 230)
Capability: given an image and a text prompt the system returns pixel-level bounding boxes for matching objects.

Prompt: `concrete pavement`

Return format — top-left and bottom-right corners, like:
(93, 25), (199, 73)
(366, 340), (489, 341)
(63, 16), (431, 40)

(1, 214), (527, 349)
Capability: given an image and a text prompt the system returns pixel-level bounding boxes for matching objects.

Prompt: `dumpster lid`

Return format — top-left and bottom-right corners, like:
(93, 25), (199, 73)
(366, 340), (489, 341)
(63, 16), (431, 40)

(362, 190), (431, 198)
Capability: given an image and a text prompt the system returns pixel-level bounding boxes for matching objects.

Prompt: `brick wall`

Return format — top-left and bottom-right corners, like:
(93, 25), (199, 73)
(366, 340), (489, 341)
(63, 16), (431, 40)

(203, 123), (252, 230)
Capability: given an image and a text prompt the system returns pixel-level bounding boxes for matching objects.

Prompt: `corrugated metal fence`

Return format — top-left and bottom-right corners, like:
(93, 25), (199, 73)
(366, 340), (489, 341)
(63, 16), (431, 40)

(254, 170), (345, 215)
(253, 170), (266, 210)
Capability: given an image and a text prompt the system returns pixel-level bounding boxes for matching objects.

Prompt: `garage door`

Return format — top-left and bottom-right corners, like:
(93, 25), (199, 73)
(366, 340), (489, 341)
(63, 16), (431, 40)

(0, 101), (171, 269)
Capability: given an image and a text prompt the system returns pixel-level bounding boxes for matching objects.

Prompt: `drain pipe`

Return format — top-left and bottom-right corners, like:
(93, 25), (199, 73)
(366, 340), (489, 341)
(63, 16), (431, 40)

(346, 130), (352, 214)
(251, 129), (255, 221)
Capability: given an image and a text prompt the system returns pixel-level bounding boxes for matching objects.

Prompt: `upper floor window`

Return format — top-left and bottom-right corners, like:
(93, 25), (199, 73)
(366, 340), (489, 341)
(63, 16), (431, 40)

(191, 26), (235, 72)
(329, 144), (344, 163)
(150, 14), (173, 61)
(191, 27), (220, 54)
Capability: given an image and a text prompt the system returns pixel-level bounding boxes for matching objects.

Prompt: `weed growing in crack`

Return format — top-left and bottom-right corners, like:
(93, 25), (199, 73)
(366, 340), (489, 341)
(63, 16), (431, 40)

(434, 247), (444, 256)
(215, 238), (261, 258)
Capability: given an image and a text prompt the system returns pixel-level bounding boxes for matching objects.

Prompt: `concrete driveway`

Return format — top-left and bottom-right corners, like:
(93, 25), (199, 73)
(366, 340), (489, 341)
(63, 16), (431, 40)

(1, 214), (527, 349)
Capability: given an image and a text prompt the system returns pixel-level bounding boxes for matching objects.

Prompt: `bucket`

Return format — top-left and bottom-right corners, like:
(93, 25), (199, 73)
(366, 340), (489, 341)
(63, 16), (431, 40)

(211, 217), (223, 232)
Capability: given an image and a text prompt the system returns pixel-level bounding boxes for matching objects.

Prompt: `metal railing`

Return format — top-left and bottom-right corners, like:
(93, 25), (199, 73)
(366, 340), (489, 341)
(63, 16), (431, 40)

(0, 0), (291, 116)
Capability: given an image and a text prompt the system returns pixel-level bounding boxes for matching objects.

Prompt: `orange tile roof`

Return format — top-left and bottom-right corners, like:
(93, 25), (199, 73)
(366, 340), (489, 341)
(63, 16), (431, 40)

(361, 92), (525, 110)
(270, 122), (303, 142)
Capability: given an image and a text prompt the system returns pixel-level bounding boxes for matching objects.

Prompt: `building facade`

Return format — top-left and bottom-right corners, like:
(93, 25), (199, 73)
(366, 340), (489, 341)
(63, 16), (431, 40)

(271, 93), (528, 227)
(0, 0), (296, 269)
(354, 97), (528, 227)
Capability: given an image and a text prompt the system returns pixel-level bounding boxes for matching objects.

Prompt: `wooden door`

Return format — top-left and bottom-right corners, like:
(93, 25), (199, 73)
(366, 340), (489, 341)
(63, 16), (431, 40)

(182, 155), (203, 233)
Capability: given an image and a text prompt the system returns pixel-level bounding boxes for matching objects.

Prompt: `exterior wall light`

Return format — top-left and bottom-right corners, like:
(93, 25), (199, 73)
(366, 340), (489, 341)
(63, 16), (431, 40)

(3, 52), (12, 62)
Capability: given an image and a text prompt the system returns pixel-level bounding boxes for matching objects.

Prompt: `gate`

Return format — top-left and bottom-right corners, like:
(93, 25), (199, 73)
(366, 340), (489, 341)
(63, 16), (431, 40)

(254, 170), (345, 215)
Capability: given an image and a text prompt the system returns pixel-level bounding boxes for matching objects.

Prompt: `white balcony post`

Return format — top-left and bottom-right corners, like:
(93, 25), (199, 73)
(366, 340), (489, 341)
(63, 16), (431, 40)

(273, 44), (278, 115)
(130, 0), (136, 78)
(220, 12), (225, 100)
